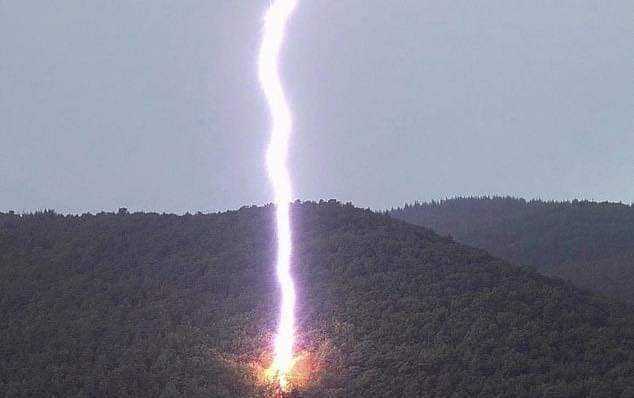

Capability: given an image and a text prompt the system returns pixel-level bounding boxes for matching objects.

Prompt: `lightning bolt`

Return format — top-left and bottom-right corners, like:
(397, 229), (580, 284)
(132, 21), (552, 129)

(258, 0), (298, 391)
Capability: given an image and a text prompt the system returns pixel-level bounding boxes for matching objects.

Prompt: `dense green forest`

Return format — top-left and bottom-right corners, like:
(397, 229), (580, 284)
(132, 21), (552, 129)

(391, 197), (634, 304)
(1, 201), (634, 397)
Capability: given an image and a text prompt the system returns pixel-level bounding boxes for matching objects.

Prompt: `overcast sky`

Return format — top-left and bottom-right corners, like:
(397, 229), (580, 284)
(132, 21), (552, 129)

(1, 1), (632, 213)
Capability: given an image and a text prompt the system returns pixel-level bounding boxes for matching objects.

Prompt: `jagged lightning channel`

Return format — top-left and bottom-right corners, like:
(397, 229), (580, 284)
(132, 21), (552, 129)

(258, 0), (298, 391)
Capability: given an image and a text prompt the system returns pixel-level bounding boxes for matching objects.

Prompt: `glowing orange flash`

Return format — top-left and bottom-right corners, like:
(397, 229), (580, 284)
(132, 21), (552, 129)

(258, 0), (298, 392)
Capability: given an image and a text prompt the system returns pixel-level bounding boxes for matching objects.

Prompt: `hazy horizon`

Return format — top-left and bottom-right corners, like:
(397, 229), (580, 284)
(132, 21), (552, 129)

(2, 1), (633, 213)
(3, 194), (633, 216)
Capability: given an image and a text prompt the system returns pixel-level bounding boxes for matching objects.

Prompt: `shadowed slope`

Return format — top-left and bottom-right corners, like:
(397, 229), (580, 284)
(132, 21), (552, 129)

(391, 197), (634, 304)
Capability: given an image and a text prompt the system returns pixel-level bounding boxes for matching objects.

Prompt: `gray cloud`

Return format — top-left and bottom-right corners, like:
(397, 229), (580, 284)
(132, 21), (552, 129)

(1, 0), (632, 213)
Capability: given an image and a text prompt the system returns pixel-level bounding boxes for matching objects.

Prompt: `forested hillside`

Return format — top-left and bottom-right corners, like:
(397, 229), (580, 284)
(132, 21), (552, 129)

(1, 202), (633, 397)
(391, 197), (634, 304)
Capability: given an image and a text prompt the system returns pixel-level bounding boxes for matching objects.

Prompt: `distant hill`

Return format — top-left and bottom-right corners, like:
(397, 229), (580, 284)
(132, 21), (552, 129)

(390, 197), (634, 304)
(1, 202), (633, 397)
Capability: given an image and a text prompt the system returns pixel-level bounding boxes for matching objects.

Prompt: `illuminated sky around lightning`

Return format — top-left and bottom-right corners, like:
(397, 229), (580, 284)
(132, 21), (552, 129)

(1, 1), (633, 213)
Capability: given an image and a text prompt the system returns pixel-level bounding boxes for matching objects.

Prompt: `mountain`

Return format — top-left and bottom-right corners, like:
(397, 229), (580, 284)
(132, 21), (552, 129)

(1, 202), (633, 397)
(390, 197), (634, 304)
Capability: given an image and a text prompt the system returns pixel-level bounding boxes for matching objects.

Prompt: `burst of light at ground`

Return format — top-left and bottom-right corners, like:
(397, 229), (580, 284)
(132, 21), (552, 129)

(258, 348), (319, 394)
(258, 0), (299, 392)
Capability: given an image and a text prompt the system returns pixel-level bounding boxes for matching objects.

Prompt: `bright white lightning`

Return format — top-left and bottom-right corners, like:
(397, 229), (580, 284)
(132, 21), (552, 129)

(258, 0), (298, 391)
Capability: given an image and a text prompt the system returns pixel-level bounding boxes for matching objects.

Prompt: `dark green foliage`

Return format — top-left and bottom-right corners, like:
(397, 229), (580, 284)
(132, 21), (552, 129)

(1, 201), (633, 397)
(391, 196), (634, 304)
